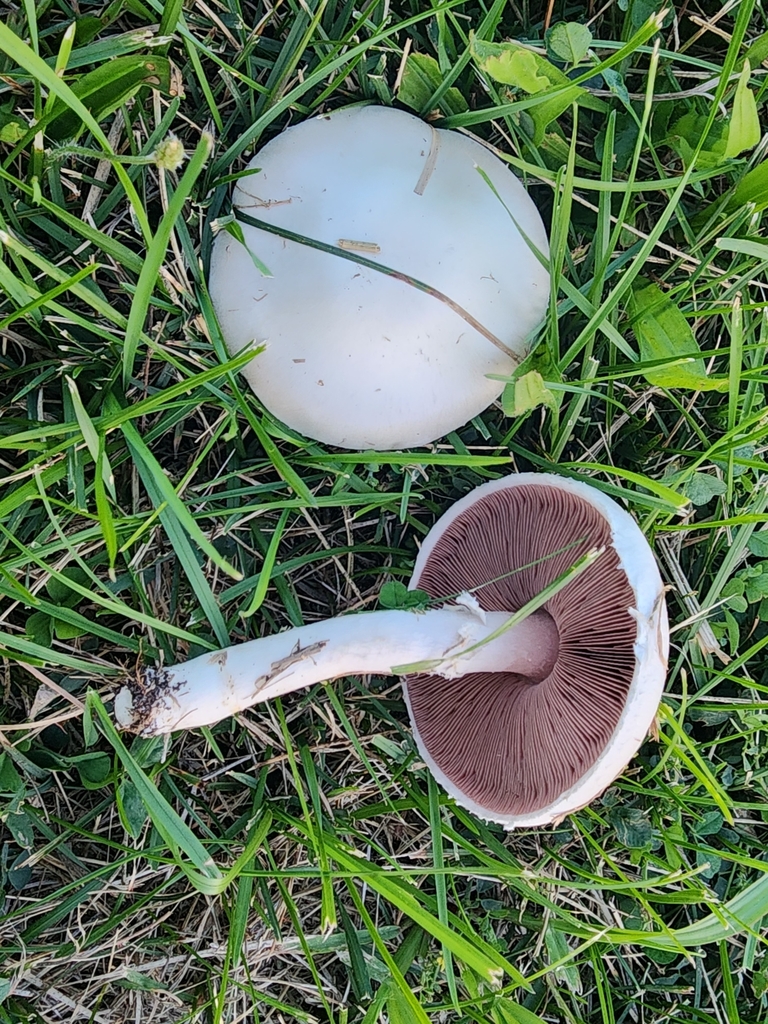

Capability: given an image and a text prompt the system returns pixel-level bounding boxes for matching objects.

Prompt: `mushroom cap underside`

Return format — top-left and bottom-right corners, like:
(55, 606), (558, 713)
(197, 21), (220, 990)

(405, 473), (668, 828)
(208, 105), (550, 449)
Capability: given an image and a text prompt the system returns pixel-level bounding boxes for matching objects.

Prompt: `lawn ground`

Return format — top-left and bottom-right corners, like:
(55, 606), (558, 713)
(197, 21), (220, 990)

(2, 0), (768, 1021)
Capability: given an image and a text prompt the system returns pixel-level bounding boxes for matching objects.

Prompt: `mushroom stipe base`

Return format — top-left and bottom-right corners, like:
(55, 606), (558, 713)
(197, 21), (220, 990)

(114, 473), (668, 829)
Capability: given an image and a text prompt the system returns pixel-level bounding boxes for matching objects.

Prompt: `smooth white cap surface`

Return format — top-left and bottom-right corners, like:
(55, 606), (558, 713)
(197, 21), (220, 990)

(209, 105), (550, 449)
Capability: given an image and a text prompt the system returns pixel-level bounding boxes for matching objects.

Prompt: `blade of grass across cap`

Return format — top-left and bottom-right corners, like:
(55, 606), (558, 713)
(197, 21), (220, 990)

(122, 133), (213, 386)
(392, 547), (601, 675)
(235, 211), (516, 360)
(0, 21), (150, 242)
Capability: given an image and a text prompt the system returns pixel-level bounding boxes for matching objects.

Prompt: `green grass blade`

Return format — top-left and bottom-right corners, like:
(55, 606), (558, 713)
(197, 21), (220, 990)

(122, 133), (213, 384)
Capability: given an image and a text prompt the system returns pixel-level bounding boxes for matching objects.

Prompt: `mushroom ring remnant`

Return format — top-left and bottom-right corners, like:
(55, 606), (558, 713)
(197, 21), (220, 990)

(208, 104), (550, 450)
(114, 473), (668, 828)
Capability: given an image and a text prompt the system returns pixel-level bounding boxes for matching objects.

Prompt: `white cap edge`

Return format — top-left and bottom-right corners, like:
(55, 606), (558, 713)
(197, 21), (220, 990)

(405, 472), (669, 829)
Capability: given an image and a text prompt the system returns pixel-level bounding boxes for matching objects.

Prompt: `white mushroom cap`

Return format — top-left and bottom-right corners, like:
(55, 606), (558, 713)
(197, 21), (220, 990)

(405, 473), (669, 829)
(209, 105), (549, 450)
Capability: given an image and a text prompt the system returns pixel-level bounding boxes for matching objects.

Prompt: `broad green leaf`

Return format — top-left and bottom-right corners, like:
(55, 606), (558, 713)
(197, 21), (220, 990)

(723, 584), (748, 612)
(743, 568), (768, 604)
(725, 60), (760, 158)
(6, 810), (34, 849)
(386, 987), (429, 1024)
(378, 580), (431, 610)
(696, 850), (722, 879)
(53, 618), (87, 641)
(116, 778), (148, 838)
(668, 111), (729, 169)
(0, 755), (24, 795)
(608, 805), (653, 849)
(745, 30), (768, 68)
(397, 52), (468, 115)
(8, 851), (31, 891)
(469, 33), (607, 143)
(471, 36), (588, 143)
(67, 751), (113, 788)
(547, 22), (592, 64)
(685, 472), (727, 506)
(495, 1001), (549, 1024)
(629, 279), (728, 391)
(502, 369), (557, 418)
(544, 927), (582, 994)
(471, 37), (554, 92)
(0, 121), (24, 143)
(694, 810), (724, 837)
(26, 611), (52, 646)
(748, 532), (768, 557)
(47, 566), (89, 606)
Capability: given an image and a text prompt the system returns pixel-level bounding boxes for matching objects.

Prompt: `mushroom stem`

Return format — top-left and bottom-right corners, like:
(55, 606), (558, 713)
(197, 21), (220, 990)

(114, 604), (558, 736)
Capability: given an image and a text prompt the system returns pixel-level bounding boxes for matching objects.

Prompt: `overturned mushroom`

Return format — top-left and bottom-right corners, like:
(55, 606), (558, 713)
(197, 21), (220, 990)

(114, 474), (668, 827)
(209, 105), (549, 450)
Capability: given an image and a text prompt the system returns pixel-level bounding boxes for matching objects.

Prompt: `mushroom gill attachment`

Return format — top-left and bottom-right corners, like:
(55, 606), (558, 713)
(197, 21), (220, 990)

(405, 475), (668, 828)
